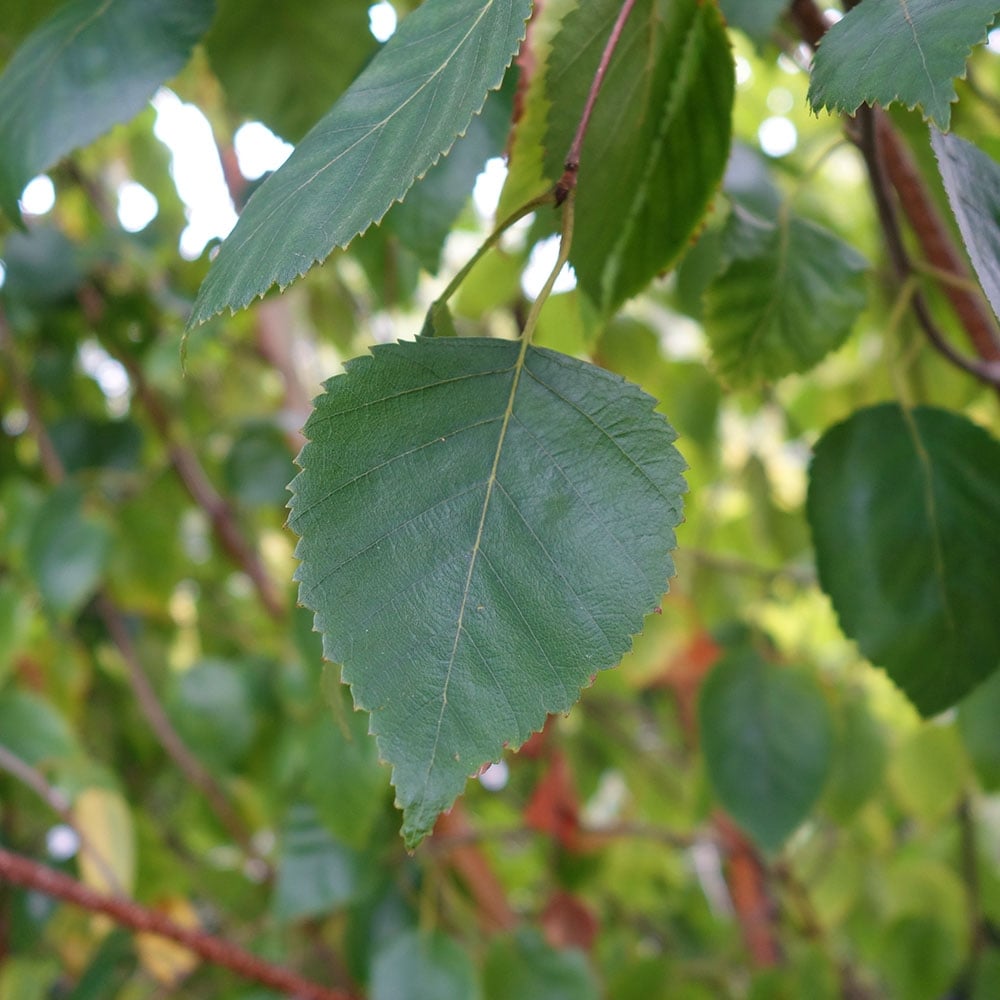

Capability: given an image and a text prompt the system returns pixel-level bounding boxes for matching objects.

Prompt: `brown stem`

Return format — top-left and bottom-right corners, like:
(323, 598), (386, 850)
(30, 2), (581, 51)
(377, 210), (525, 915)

(94, 594), (267, 872)
(0, 847), (356, 1000)
(555, 0), (637, 203)
(431, 803), (517, 934)
(714, 813), (782, 967)
(0, 743), (124, 896)
(873, 113), (1000, 362)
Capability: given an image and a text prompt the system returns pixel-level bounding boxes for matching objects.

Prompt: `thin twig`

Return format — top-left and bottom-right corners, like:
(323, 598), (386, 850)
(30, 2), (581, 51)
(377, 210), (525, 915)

(101, 340), (286, 621)
(0, 743), (124, 895)
(556, 0), (638, 203)
(0, 847), (355, 1000)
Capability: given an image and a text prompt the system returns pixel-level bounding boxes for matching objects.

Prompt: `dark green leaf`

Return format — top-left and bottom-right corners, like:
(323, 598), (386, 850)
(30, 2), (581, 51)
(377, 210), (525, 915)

(704, 206), (868, 385)
(27, 485), (111, 617)
(289, 338), (684, 846)
(0, 689), (79, 765)
(483, 931), (598, 1000)
(719, 0), (788, 43)
(302, 693), (388, 850)
(807, 0), (998, 129)
(544, 0), (734, 315)
(49, 418), (143, 474)
(205, 0), (376, 143)
(0, 0), (215, 222)
(190, 0), (532, 325)
(931, 129), (1000, 323)
(371, 930), (481, 1000)
(169, 659), (257, 770)
(224, 424), (295, 508)
(273, 804), (372, 922)
(807, 404), (1000, 715)
(700, 650), (833, 852)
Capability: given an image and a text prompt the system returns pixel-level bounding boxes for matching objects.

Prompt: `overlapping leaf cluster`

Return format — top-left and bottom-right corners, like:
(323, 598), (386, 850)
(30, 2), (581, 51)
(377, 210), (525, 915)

(4, 0), (1000, 996)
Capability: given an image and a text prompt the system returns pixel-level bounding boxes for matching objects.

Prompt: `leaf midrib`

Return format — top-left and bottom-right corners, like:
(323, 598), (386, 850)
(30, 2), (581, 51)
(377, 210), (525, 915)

(422, 332), (532, 791)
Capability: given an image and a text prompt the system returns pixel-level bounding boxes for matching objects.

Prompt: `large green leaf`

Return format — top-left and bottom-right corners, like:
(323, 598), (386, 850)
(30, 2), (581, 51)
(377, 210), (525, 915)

(543, 0), (734, 315)
(0, 0), (215, 222)
(189, 0), (532, 325)
(26, 485), (111, 617)
(205, 0), (376, 143)
(704, 205), (869, 385)
(700, 650), (833, 852)
(931, 129), (1000, 323)
(807, 0), (998, 129)
(289, 338), (685, 846)
(807, 404), (1000, 715)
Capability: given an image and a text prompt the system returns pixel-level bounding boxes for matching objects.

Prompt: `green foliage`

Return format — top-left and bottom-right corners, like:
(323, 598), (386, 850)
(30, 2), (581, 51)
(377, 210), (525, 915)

(704, 205), (868, 384)
(290, 338), (684, 845)
(3, 0), (1000, 997)
(190, 0), (532, 323)
(544, 0), (734, 314)
(0, 0), (214, 221)
(807, 0), (998, 128)
(807, 404), (1000, 715)
(371, 930), (481, 1000)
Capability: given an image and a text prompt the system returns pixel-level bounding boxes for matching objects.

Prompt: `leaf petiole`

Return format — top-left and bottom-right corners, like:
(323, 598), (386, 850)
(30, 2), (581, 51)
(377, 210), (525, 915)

(427, 189), (555, 318)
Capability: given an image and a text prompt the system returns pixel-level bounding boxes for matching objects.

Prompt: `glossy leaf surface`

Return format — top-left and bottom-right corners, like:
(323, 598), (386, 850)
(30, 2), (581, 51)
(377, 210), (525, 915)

(190, 0), (531, 324)
(931, 129), (1000, 323)
(704, 205), (868, 385)
(700, 650), (833, 852)
(0, 0), (214, 221)
(289, 338), (684, 846)
(808, 0), (997, 128)
(807, 404), (1000, 715)
(543, 0), (733, 315)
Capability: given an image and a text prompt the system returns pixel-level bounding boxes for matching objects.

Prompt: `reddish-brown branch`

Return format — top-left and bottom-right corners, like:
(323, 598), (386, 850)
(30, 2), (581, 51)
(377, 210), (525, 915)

(790, 0), (1000, 387)
(431, 803), (517, 934)
(0, 847), (356, 1000)
(714, 814), (781, 967)
(874, 113), (1000, 362)
(555, 0), (638, 203)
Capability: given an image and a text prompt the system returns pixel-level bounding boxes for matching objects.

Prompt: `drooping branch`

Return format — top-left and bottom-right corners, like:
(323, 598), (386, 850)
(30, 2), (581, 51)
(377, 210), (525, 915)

(0, 847), (356, 1000)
